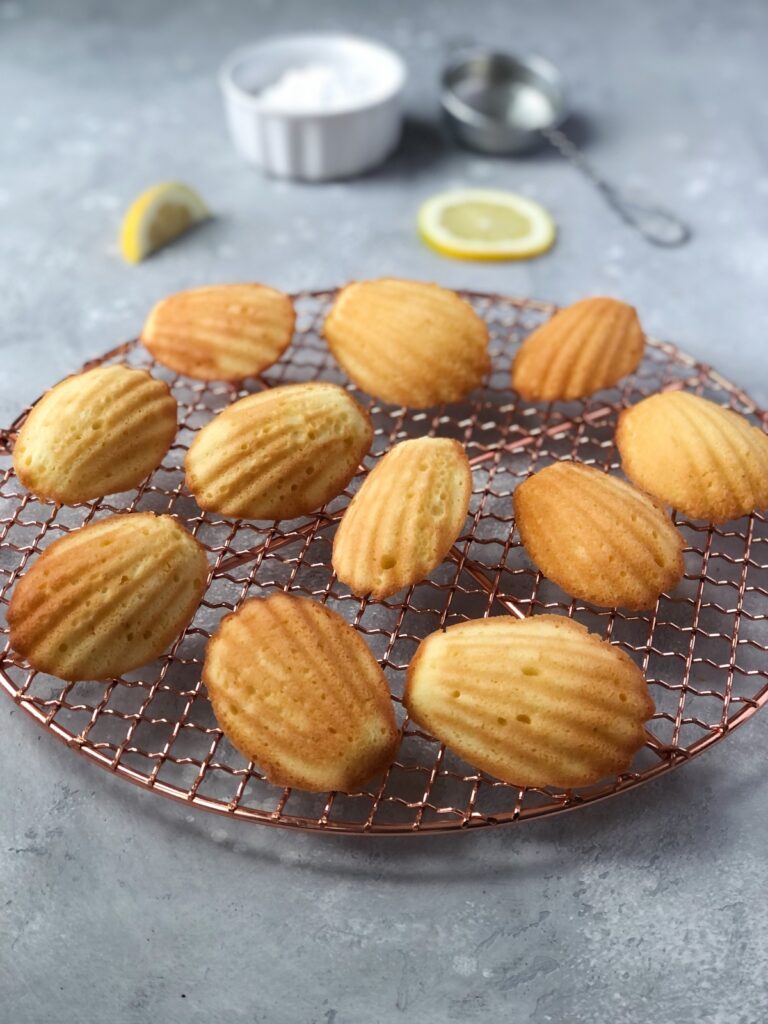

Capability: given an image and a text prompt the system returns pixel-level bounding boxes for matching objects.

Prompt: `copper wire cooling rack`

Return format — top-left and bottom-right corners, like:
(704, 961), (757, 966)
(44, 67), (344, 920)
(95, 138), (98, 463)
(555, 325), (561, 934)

(2, 289), (768, 835)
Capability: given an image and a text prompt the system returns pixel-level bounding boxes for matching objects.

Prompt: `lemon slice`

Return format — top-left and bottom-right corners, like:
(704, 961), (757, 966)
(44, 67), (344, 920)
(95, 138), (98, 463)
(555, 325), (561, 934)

(418, 188), (556, 260)
(120, 181), (209, 264)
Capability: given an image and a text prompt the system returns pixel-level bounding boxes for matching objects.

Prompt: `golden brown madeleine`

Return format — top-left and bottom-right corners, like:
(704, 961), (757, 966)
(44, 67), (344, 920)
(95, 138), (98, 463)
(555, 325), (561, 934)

(185, 383), (372, 520)
(323, 278), (490, 407)
(405, 615), (654, 789)
(203, 593), (399, 792)
(333, 437), (472, 600)
(514, 462), (684, 610)
(13, 365), (177, 504)
(8, 513), (208, 681)
(142, 283), (295, 380)
(512, 296), (645, 401)
(617, 391), (768, 522)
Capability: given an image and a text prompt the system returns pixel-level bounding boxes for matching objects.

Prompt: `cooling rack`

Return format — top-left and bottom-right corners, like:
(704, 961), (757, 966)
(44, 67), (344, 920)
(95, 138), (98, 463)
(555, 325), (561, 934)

(1, 289), (767, 835)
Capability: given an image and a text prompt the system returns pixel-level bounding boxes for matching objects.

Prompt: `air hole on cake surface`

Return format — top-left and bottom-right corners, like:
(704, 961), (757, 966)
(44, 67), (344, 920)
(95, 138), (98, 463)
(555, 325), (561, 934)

(380, 554), (396, 570)
(619, 693), (627, 703)
(516, 714), (532, 725)
(452, 690), (461, 699)
(497, 716), (507, 726)
(522, 665), (539, 677)
(58, 642), (69, 653)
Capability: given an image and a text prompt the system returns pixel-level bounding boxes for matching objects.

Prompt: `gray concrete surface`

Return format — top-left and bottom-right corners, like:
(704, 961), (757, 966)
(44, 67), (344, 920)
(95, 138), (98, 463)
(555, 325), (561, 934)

(2, 1), (768, 1021)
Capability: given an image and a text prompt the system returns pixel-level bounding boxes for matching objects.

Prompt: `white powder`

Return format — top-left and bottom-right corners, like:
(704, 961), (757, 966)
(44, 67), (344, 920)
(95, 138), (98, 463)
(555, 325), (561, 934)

(506, 83), (555, 129)
(256, 63), (374, 113)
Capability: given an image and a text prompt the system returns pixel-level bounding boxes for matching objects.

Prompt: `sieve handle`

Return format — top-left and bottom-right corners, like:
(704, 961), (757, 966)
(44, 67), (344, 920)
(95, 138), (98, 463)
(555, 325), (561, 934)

(541, 126), (691, 247)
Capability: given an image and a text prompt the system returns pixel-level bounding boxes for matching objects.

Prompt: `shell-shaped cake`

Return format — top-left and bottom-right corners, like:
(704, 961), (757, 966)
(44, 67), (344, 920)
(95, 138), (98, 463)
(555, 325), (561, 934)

(185, 383), (373, 520)
(332, 437), (472, 600)
(323, 278), (490, 408)
(617, 391), (768, 522)
(13, 365), (177, 504)
(203, 594), (399, 792)
(512, 296), (645, 401)
(405, 615), (654, 789)
(514, 462), (684, 610)
(142, 283), (295, 381)
(8, 513), (209, 680)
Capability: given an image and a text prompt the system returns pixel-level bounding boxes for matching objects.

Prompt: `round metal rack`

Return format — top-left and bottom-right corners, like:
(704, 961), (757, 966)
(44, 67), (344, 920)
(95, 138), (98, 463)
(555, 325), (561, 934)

(1, 289), (767, 834)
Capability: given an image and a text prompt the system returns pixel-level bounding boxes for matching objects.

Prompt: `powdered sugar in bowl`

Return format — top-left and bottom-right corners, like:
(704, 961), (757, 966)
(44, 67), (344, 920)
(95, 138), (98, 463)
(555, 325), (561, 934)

(220, 34), (407, 181)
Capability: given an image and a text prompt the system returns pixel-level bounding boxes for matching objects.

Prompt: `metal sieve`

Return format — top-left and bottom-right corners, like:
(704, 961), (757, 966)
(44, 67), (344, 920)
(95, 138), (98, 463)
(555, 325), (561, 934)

(441, 50), (691, 247)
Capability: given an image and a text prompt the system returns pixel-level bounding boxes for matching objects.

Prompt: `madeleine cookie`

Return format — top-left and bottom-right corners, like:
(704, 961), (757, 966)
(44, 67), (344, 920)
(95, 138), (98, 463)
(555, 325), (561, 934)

(333, 437), (472, 600)
(512, 297), (645, 401)
(204, 594), (399, 792)
(8, 513), (208, 680)
(405, 615), (654, 789)
(13, 365), (177, 504)
(323, 278), (490, 408)
(185, 383), (372, 520)
(617, 391), (768, 522)
(514, 462), (684, 610)
(142, 283), (295, 380)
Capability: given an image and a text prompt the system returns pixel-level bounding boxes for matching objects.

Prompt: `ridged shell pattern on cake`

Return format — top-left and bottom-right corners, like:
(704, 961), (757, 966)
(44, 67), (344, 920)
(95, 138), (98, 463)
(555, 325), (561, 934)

(323, 278), (491, 408)
(332, 437), (472, 600)
(203, 594), (399, 792)
(514, 462), (685, 610)
(512, 296), (645, 401)
(616, 391), (768, 522)
(142, 283), (295, 381)
(13, 365), (177, 504)
(8, 513), (209, 681)
(185, 383), (373, 520)
(404, 615), (654, 789)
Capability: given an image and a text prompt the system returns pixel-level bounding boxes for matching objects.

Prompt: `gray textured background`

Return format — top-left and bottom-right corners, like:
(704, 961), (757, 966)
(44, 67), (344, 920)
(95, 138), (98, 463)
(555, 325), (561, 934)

(2, 1), (768, 1022)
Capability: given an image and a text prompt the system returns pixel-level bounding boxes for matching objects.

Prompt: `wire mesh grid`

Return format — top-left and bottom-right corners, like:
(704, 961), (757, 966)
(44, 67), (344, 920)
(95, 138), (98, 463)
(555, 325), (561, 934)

(1, 289), (768, 835)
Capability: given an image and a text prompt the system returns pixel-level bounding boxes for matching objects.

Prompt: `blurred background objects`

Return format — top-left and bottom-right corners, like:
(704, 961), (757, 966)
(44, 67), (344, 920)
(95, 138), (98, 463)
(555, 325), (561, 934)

(2, 0), (767, 418)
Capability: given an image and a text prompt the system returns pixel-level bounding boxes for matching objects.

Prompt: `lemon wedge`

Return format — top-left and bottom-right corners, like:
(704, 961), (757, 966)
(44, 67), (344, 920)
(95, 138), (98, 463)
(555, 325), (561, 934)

(120, 181), (209, 264)
(418, 188), (556, 260)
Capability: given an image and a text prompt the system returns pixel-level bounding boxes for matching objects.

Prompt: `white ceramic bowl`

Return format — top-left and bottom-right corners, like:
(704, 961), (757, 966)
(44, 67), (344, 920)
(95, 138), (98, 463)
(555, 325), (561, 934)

(220, 34), (406, 181)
